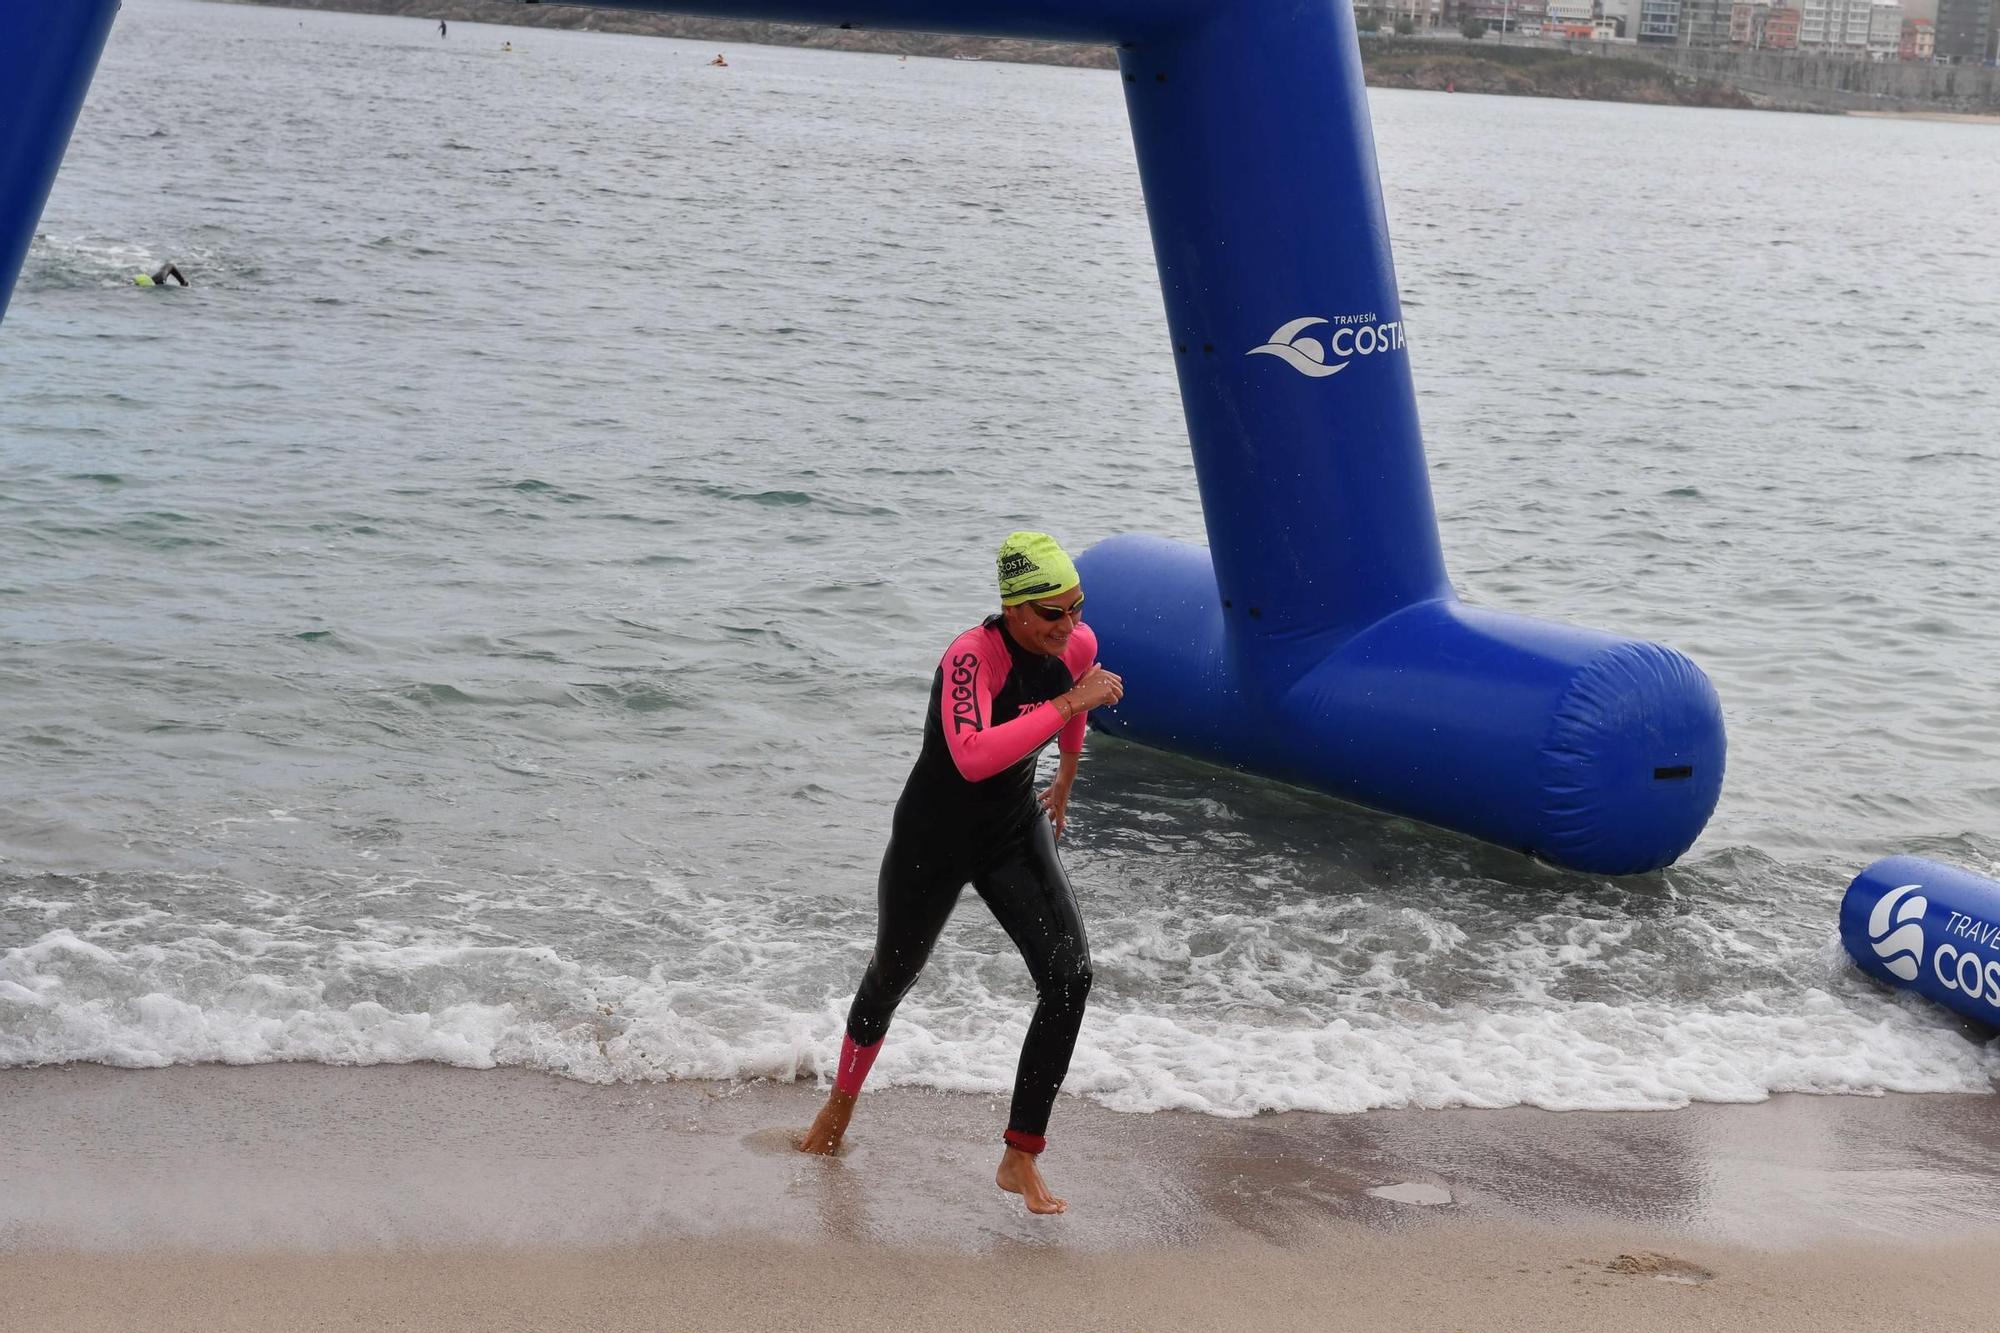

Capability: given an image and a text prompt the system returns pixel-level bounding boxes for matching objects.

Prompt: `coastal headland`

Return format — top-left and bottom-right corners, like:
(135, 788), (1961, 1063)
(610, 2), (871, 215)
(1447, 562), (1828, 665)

(8, 1064), (2000, 1330)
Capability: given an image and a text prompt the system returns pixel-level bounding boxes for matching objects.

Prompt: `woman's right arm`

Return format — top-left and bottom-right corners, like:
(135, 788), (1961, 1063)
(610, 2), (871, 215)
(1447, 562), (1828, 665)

(938, 637), (1068, 783)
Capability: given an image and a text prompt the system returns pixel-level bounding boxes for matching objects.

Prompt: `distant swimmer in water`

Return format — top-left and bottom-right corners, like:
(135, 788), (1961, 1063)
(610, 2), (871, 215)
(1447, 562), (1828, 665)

(501, 41), (513, 52)
(798, 531), (1124, 1216)
(708, 53), (728, 66)
(133, 263), (188, 288)
(439, 19), (447, 37)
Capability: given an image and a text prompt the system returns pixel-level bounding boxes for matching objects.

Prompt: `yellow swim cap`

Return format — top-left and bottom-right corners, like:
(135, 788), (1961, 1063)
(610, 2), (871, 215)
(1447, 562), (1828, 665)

(997, 531), (1079, 606)
(134, 274), (155, 287)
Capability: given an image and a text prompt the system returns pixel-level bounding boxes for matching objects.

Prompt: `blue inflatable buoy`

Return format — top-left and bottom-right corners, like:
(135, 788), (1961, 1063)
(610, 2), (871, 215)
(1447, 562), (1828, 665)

(1842, 856), (2000, 1027)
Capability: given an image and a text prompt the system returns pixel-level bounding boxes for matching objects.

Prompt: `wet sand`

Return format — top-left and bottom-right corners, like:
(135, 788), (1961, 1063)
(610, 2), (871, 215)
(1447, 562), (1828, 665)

(6, 1063), (2000, 1329)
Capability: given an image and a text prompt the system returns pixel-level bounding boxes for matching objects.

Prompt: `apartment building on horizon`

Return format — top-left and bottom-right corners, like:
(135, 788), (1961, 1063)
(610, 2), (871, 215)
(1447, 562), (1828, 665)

(1763, 4), (1806, 40)
(1933, 0), (2000, 57)
(1638, 0), (1684, 40)
(1730, 1), (1806, 45)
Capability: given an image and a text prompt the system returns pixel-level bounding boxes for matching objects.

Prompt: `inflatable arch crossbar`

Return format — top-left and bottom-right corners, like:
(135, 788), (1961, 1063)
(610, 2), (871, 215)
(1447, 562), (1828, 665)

(2, 0), (1725, 874)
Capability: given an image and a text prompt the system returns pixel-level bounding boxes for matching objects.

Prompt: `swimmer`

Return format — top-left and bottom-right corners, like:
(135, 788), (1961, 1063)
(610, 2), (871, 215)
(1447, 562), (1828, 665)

(501, 41), (512, 52)
(708, 52), (728, 66)
(133, 263), (187, 288)
(799, 532), (1125, 1216)
(439, 19), (447, 37)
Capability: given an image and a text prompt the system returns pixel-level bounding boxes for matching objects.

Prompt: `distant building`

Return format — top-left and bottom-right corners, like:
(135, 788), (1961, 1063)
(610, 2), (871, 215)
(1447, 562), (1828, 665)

(1868, 0), (1907, 52)
(1933, 0), (1998, 58)
(1448, 0), (1552, 31)
(1638, 0), (1683, 40)
(1730, 0), (1778, 42)
(1543, 0), (1598, 34)
(1799, 0), (1879, 50)
(1797, 0), (1832, 45)
(1350, 0), (1439, 29)
(1683, 0), (1738, 43)
(1376, 0), (1446, 29)
(1510, 0), (1555, 31)
(1730, 0), (1806, 44)
(1899, 14), (1937, 52)
(1731, 0), (1758, 42)
(1764, 4), (1805, 41)
(1598, 0), (1643, 35)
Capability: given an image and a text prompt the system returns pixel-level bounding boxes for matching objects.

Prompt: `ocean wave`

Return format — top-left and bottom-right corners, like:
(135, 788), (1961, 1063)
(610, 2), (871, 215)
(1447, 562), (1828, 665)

(5, 917), (1994, 1114)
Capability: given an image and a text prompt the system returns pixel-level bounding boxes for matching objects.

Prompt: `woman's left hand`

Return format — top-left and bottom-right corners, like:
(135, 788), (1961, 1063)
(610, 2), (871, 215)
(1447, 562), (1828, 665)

(1038, 779), (1073, 839)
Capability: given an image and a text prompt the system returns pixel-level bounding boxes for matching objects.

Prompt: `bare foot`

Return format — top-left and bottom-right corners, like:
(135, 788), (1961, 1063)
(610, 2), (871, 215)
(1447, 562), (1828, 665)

(996, 1146), (1067, 1214)
(798, 1088), (856, 1155)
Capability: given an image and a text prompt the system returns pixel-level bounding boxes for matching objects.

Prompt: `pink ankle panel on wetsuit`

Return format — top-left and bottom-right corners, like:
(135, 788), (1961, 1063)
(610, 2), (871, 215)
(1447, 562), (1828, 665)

(834, 1033), (882, 1096)
(1004, 1129), (1047, 1155)
(938, 621), (1099, 782)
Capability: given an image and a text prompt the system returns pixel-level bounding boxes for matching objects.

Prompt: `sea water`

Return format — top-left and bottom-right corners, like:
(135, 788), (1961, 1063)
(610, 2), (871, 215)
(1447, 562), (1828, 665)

(3, 0), (1998, 1113)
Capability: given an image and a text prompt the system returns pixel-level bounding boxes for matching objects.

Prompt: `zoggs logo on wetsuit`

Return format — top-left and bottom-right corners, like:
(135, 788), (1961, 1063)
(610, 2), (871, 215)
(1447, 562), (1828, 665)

(1247, 314), (1407, 379)
(949, 652), (983, 734)
(1869, 882), (2000, 1008)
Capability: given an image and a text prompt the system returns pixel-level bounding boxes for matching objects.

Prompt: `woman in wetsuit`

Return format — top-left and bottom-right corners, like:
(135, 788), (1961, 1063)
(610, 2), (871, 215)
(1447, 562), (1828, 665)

(799, 531), (1124, 1215)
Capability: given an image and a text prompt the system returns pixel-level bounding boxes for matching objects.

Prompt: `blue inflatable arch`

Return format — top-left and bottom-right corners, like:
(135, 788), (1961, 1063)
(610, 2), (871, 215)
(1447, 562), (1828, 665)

(3, 0), (1725, 874)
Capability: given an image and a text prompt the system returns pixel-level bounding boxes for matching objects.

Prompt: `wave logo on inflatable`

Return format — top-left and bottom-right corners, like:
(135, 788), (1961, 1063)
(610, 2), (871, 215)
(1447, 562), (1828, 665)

(1248, 317), (1348, 378)
(1248, 315), (1409, 378)
(1868, 883), (1929, 982)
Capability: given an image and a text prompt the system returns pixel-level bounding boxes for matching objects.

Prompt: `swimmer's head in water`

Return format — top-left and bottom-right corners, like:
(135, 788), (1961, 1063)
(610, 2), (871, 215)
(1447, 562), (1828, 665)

(997, 531), (1078, 607)
(134, 274), (155, 287)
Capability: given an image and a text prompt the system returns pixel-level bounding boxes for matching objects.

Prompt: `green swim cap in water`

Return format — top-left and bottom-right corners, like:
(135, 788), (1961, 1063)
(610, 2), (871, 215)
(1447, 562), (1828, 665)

(997, 531), (1079, 605)
(133, 274), (155, 287)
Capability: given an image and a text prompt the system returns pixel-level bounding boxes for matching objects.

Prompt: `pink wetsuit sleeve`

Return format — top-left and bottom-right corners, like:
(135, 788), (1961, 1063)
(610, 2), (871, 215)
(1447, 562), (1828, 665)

(1057, 623), (1098, 756)
(939, 629), (1066, 783)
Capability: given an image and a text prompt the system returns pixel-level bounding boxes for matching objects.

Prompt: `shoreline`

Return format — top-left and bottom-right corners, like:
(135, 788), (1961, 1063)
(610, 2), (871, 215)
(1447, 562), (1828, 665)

(1849, 108), (2000, 125)
(212, 0), (2000, 119)
(221, 0), (1751, 112)
(11, 1062), (2000, 1251)
(8, 1064), (2000, 1327)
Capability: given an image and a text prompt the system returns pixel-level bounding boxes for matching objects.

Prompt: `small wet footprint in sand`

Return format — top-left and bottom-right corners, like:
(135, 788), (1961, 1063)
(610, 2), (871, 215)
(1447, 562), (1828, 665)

(1604, 1252), (1714, 1285)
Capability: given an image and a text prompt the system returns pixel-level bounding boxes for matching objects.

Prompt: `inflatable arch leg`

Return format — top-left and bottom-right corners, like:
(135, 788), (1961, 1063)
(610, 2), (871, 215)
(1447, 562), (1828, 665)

(0, 0), (121, 325)
(6, 0), (1726, 872)
(1082, 5), (1723, 874)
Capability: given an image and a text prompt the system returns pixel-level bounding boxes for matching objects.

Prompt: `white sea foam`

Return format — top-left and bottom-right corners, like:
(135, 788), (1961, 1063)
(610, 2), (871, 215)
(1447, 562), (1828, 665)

(5, 917), (1996, 1114)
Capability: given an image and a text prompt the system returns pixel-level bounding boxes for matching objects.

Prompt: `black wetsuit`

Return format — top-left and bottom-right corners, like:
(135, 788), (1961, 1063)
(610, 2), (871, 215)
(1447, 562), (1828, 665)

(842, 614), (1097, 1151)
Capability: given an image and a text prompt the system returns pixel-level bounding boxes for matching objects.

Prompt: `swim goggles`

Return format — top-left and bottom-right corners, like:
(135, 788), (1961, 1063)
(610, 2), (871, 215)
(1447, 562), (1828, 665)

(1026, 597), (1084, 623)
